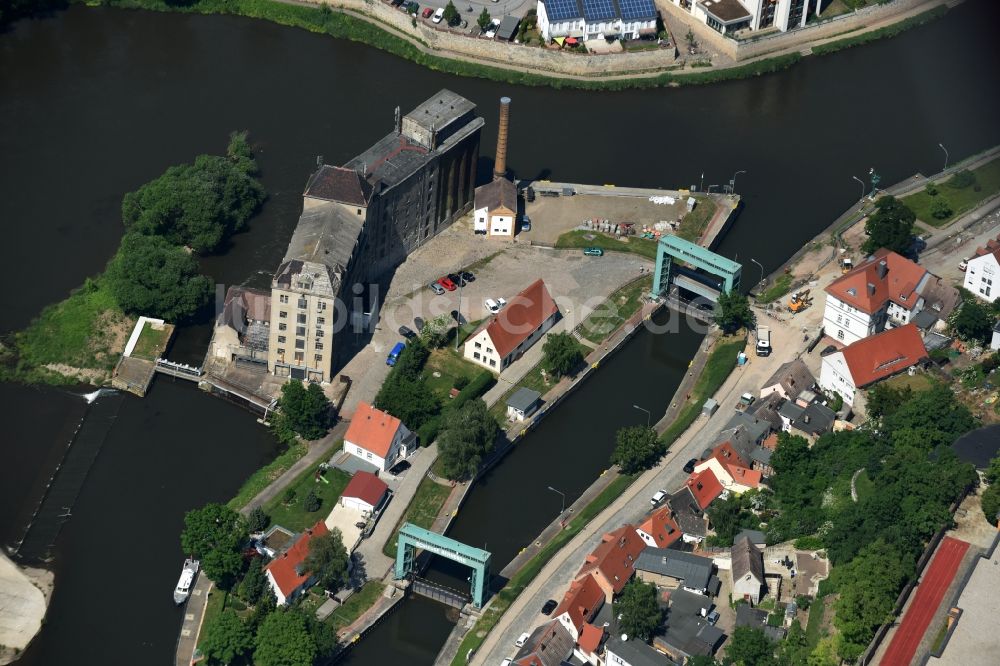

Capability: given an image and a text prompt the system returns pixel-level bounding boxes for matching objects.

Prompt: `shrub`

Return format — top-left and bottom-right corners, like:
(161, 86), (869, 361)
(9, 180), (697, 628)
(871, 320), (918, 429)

(948, 169), (977, 189)
(282, 488), (297, 505)
(453, 375), (470, 390)
(248, 506), (270, 533)
(417, 415), (441, 446)
(451, 371), (495, 409)
(931, 199), (953, 220)
(303, 489), (321, 513)
(794, 535), (825, 550)
(924, 182), (938, 196)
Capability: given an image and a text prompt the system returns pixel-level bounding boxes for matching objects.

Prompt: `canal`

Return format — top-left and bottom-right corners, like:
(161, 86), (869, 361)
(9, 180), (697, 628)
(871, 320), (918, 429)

(0, 1), (998, 664)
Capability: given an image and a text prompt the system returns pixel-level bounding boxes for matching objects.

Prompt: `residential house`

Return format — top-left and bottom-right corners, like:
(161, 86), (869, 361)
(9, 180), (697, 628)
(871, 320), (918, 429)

(734, 529), (766, 549)
(338, 470), (389, 516)
(723, 412), (772, 446)
(654, 588), (726, 661)
(606, 634), (676, 666)
(512, 619), (575, 666)
(684, 468), (725, 511)
(636, 507), (682, 549)
(668, 0), (812, 35)
(257, 524), (296, 558)
(536, 0), (658, 43)
(575, 525), (645, 602)
(819, 324), (928, 406)
(759, 359), (815, 401)
(731, 535), (765, 606)
(715, 417), (774, 476)
(693, 442), (763, 494)
(963, 244), (1000, 302)
(667, 491), (708, 544)
(343, 402), (416, 472)
(735, 604), (787, 641)
(575, 622), (605, 665)
(464, 279), (560, 372)
(473, 178), (517, 237)
(776, 399), (837, 443)
(634, 547), (714, 595)
(553, 573), (605, 641)
(506, 387), (542, 422)
(264, 521), (329, 605)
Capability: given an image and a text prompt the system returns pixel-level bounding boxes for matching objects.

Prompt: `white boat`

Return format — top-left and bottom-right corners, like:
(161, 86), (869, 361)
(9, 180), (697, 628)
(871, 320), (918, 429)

(174, 558), (199, 605)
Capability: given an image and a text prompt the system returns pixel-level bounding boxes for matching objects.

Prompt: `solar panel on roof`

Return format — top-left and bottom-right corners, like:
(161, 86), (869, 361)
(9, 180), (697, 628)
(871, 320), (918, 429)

(618, 0), (655, 20)
(545, 0), (581, 22)
(582, 0), (615, 21)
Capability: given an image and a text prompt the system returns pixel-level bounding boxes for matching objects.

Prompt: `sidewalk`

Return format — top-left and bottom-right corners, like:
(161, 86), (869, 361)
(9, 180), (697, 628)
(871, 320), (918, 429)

(174, 574), (213, 666)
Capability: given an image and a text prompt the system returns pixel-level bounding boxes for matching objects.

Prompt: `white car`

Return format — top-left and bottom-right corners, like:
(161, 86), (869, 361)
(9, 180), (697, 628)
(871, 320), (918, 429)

(432, 7), (444, 23)
(514, 632), (530, 648)
(501, 660), (512, 666)
(959, 257), (969, 271)
(650, 489), (667, 506)
(485, 297), (507, 314)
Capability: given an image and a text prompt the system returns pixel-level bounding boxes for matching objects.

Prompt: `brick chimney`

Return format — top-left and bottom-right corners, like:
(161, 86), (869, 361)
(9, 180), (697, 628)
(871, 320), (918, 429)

(494, 96), (511, 180)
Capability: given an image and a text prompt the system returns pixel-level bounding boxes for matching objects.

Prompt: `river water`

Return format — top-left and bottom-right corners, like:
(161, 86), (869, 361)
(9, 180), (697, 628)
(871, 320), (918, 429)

(1, 2), (998, 664)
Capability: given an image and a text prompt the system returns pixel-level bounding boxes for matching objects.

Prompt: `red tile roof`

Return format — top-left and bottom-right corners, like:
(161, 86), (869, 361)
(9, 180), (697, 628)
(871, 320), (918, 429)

(304, 165), (373, 206)
(637, 507), (682, 549)
(686, 468), (724, 510)
(265, 521), (329, 597)
(762, 433), (779, 451)
(480, 280), (559, 359)
(824, 248), (926, 315)
(578, 623), (604, 654)
(577, 525), (644, 596)
(840, 324), (928, 388)
(345, 402), (402, 458)
(726, 464), (763, 488)
(554, 573), (604, 633)
(708, 441), (749, 469)
(342, 470), (388, 507)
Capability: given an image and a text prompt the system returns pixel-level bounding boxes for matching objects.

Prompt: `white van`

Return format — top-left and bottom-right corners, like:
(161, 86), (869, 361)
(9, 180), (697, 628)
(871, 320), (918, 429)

(432, 7), (444, 23)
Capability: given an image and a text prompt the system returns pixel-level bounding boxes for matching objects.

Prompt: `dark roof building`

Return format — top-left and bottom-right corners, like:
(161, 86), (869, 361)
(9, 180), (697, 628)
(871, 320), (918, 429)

(512, 619), (574, 666)
(654, 589), (726, 660)
(667, 490), (708, 541)
(634, 547), (714, 593)
(495, 15), (521, 41)
(605, 634), (677, 666)
(735, 605), (787, 641)
(760, 359), (815, 401)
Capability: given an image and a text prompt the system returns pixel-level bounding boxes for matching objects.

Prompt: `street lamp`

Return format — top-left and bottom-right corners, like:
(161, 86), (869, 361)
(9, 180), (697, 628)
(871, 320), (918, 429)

(750, 258), (764, 287)
(547, 486), (565, 514)
(731, 170), (747, 195)
(633, 404), (651, 427)
(707, 184), (719, 194)
(851, 175), (865, 202)
(939, 143), (949, 172)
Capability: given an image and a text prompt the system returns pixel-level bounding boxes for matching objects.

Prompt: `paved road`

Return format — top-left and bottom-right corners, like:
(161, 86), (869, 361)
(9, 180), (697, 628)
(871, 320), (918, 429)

(472, 312), (811, 665)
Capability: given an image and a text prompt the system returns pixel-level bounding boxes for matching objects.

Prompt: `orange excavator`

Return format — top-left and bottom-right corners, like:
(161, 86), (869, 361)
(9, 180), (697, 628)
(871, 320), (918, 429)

(788, 289), (813, 314)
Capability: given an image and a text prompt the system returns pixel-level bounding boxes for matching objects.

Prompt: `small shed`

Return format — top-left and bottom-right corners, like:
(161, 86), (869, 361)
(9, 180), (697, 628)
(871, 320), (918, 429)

(702, 398), (719, 417)
(506, 387), (541, 422)
(495, 15), (520, 42)
(340, 470), (389, 516)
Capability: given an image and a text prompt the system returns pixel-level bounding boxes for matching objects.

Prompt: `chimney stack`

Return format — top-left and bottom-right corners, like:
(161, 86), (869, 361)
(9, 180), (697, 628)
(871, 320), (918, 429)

(494, 96), (511, 180)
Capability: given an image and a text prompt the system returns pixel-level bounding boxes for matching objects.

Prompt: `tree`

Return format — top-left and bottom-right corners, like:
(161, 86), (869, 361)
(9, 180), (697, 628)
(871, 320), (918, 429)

(952, 298), (993, 343)
(723, 626), (778, 666)
(616, 579), (662, 641)
(707, 493), (755, 546)
(275, 380), (333, 441)
(374, 376), (439, 430)
(253, 610), (317, 666)
(947, 169), (977, 189)
(542, 332), (583, 378)
(302, 489), (321, 513)
(982, 483), (1000, 523)
(420, 314), (452, 348)
(442, 0), (459, 26)
(882, 384), (977, 449)
(862, 196), (915, 255)
(248, 506), (270, 533)
(436, 399), (499, 480)
(866, 383), (913, 420)
(303, 529), (351, 593)
(239, 561), (268, 605)
(714, 290), (754, 334)
(180, 503), (247, 588)
(610, 425), (663, 475)
(931, 198), (953, 220)
(104, 232), (213, 321)
(121, 132), (264, 253)
(200, 609), (253, 665)
(477, 8), (491, 30)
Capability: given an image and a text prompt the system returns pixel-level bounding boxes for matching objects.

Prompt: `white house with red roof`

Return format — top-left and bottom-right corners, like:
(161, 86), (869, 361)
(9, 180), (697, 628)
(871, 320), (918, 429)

(693, 442), (764, 495)
(819, 323), (928, 406)
(962, 238), (1000, 302)
(339, 470), (389, 516)
(463, 279), (559, 372)
(264, 521), (328, 606)
(553, 572), (605, 641)
(344, 402), (415, 472)
(574, 525), (645, 603)
(635, 506), (682, 549)
(823, 249), (930, 345)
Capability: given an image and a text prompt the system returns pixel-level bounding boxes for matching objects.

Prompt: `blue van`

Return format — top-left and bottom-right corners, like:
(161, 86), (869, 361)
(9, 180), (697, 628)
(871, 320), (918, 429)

(386, 342), (406, 367)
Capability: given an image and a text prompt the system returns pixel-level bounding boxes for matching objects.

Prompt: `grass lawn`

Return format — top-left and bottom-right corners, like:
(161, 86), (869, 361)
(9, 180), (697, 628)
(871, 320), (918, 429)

(130, 321), (173, 360)
(854, 470), (875, 503)
(486, 336), (589, 422)
(757, 274), (794, 303)
(227, 442), (309, 510)
(555, 230), (658, 260)
(423, 348), (483, 402)
(325, 580), (386, 631)
(449, 473), (636, 666)
(676, 196), (717, 242)
(263, 460), (351, 532)
(883, 372), (936, 393)
(382, 476), (453, 558)
(804, 594), (828, 648)
(902, 157), (1000, 227)
(196, 588), (229, 652)
(13, 277), (133, 376)
(577, 276), (653, 345)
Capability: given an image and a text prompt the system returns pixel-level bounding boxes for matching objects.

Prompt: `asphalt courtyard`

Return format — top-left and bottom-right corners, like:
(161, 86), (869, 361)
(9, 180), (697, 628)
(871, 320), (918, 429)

(880, 537), (970, 666)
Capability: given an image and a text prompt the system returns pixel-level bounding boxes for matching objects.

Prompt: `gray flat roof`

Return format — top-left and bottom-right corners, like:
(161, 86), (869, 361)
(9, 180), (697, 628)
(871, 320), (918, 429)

(635, 547), (713, 591)
(283, 203), (364, 270)
(507, 387), (541, 411)
(496, 15), (520, 40)
(404, 89), (476, 140)
(605, 635), (674, 666)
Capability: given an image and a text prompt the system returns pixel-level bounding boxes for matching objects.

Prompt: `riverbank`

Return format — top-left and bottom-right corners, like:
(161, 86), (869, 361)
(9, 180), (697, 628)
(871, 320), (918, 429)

(78, 0), (949, 90)
(0, 553), (53, 665)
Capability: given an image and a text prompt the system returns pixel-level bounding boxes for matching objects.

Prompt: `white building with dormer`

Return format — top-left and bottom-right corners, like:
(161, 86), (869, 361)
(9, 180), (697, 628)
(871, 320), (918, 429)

(963, 245), (1000, 303)
(537, 0), (658, 43)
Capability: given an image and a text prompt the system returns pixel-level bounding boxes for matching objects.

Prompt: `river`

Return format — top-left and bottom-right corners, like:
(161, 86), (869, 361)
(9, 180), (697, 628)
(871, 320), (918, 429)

(1, 2), (998, 664)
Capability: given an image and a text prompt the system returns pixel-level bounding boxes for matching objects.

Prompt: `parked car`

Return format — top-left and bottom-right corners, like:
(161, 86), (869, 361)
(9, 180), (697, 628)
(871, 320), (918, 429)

(496, 297), (507, 309)
(650, 489), (667, 506)
(520, 215), (531, 232)
(485, 298), (500, 314)
(390, 0), (404, 6)
(583, 247), (604, 256)
(398, 325), (416, 340)
(706, 610), (720, 625)
(541, 599), (558, 615)
(432, 7), (444, 23)
(429, 281), (445, 295)
(438, 276), (457, 291)
(514, 632), (530, 648)
(448, 272), (466, 287)
(683, 458), (697, 474)
(421, 7), (433, 18)
(386, 341), (405, 366)
(959, 257), (969, 271)
(501, 660), (512, 666)
(460, 270), (476, 283)
(414, 316), (425, 331)
(406, 1), (419, 14)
